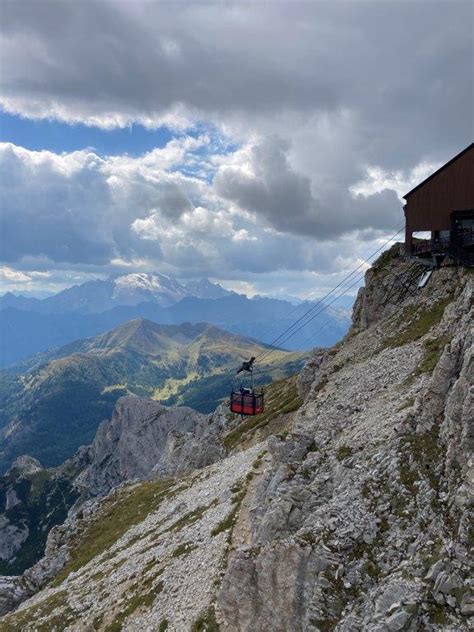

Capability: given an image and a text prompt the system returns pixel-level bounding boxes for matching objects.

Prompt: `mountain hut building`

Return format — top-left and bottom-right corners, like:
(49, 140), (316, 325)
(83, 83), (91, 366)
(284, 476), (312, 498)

(404, 142), (474, 267)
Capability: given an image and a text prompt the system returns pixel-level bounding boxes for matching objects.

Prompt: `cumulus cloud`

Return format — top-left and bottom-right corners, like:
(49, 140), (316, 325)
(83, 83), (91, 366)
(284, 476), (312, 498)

(1, 1), (470, 163)
(214, 136), (401, 238)
(0, 0), (471, 295)
(0, 143), (114, 264)
(0, 139), (211, 266)
(1, 136), (404, 276)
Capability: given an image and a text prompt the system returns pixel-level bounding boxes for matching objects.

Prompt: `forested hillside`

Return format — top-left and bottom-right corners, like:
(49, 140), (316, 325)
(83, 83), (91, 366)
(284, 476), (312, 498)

(0, 319), (305, 472)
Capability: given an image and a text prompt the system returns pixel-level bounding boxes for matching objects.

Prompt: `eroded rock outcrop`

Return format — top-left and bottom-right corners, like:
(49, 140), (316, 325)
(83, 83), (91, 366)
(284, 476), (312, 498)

(0, 395), (232, 611)
(1, 443), (265, 629)
(77, 397), (203, 494)
(0, 455), (80, 582)
(1, 250), (472, 631)
(219, 260), (473, 631)
(77, 396), (230, 495)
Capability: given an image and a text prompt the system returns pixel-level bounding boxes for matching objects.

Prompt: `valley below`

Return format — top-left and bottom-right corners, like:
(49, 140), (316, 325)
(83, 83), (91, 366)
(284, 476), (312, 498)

(0, 248), (472, 630)
(0, 319), (306, 473)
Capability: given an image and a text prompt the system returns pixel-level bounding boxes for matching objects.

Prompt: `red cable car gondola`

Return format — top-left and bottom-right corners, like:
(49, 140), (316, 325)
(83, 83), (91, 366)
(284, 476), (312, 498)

(230, 356), (264, 417)
(230, 388), (264, 416)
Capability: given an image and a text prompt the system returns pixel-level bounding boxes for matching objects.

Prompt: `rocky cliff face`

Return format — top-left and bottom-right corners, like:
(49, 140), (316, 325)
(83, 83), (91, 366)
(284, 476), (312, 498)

(218, 262), (473, 631)
(1, 251), (472, 631)
(76, 396), (227, 495)
(0, 456), (80, 578)
(0, 395), (232, 588)
(0, 395), (236, 618)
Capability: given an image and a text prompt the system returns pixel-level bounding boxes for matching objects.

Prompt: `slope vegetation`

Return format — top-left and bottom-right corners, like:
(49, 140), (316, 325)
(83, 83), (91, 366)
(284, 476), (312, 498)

(2, 249), (471, 631)
(0, 320), (305, 472)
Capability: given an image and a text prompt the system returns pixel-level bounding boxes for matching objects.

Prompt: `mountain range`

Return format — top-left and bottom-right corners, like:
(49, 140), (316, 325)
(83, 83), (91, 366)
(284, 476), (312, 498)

(0, 273), (234, 314)
(0, 318), (306, 473)
(0, 250), (471, 630)
(0, 272), (352, 367)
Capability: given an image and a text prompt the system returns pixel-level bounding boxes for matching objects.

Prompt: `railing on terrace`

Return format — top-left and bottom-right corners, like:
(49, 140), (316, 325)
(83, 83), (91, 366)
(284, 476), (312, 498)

(410, 229), (474, 266)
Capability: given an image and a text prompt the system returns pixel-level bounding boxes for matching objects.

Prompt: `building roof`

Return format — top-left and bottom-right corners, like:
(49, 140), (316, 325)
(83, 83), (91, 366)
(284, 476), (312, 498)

(403, 142), (474, 199)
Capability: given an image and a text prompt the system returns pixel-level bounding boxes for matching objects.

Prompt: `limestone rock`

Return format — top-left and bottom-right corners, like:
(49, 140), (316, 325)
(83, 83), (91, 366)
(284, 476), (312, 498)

(297, 348), (330, 399)
(218, 264), (473, 631)
(76, 397), (204, 494)
(1, 254), (472, 631)
(7, 456), (43, 477)
(77, 397), (230, 495)
(0, 395), (231, 595)
(0, 517), (28, 562)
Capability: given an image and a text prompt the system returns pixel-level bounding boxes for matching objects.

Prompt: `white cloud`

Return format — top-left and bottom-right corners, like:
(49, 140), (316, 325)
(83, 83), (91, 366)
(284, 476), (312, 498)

(0, 266), (31, 282)
(214, 135), (402, 239)
(0, 134), (435, 298)
(1, 1), (470, 166)
(350, 162), (442, 200)
(0, 0), (471, 296)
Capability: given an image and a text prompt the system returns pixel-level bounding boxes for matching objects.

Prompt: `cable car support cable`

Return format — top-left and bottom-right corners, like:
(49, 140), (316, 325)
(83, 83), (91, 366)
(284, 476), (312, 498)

(254, 226), (404, 364)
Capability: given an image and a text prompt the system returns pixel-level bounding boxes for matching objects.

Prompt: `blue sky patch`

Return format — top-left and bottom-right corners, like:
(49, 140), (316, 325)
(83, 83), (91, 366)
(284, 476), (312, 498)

(0, 110), (175, 156)
(0, 113), (239, 182)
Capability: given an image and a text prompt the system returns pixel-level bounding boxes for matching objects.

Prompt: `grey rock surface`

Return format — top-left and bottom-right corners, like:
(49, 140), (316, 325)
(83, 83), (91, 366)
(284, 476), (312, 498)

(0, 517), (28, 562)
(0, 395), (233, 616)
(76, 397), (205, 494)
(1, 251), (472, 631)
(7, 456), (43, 477)
(218, 262), (473, 631)
(77, 397), (231, 496)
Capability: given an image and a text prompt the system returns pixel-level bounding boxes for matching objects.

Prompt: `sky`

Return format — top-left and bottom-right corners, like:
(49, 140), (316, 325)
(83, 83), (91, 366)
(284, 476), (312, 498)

(0, 0), (472, 300)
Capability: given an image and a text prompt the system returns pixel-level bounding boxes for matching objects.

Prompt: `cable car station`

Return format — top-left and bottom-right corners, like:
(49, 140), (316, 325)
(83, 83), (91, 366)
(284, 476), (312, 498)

(404, 143), (474, 267)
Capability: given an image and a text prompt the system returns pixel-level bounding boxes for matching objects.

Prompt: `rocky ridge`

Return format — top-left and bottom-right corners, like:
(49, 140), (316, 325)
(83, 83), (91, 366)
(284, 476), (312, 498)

(0, 443), (266, 629)
(0, 456), (80, 579)
(0, 372), (299, 616)
(0, 392), (234, 580)
(219, 259), (473, 630)
(0, 248), (472, 630)
(75, 396), (227, 496)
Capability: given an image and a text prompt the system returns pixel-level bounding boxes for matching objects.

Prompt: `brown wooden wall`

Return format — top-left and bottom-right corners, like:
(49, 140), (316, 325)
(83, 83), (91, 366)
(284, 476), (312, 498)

(404, 145), (474, 252)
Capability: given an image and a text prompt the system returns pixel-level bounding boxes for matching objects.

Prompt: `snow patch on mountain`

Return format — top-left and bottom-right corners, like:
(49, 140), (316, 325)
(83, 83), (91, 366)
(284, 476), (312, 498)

(111, 273), (189, 307)
(109, 273), (232, 306)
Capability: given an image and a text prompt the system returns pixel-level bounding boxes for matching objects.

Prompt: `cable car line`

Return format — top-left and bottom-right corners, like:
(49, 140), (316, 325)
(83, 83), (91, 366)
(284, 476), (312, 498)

(297, 271), (372, 349)
(253, 226), (403, 363)
(252, 261), (421, 380)
(259, 267), (377, 359)
(251, 271), (366, 376)
(296, 294), (360, 351)
(302, 265), (432, 355)
(254, 227), (403, 364)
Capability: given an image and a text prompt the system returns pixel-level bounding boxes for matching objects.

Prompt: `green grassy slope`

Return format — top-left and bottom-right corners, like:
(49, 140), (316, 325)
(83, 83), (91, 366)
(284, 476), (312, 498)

(0, 319), (307, 471)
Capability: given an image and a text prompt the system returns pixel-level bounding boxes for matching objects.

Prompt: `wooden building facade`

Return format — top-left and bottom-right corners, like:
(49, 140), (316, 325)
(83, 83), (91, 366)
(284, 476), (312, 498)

(404, 143), (474, 266)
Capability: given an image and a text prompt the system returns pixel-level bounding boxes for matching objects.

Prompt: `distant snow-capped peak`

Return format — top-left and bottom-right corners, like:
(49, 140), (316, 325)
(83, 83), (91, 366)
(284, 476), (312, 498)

(109, 273), (232, 306)
(113, 272), (183, 292)
(111, 273), (188, 306)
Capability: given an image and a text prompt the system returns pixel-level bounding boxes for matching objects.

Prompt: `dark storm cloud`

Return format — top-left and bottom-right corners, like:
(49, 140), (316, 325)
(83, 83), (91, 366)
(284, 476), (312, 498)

(0, 0), (471, 285)
(1, 0), (471, 165)
(214, 136), (401, 238)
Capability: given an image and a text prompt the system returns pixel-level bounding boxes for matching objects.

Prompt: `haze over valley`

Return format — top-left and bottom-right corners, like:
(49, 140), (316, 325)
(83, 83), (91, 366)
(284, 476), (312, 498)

(0, 272), (351, 367)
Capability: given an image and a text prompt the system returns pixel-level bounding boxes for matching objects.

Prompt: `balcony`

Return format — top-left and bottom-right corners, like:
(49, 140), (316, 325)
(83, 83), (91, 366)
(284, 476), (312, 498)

(411, 229), (474, 266)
